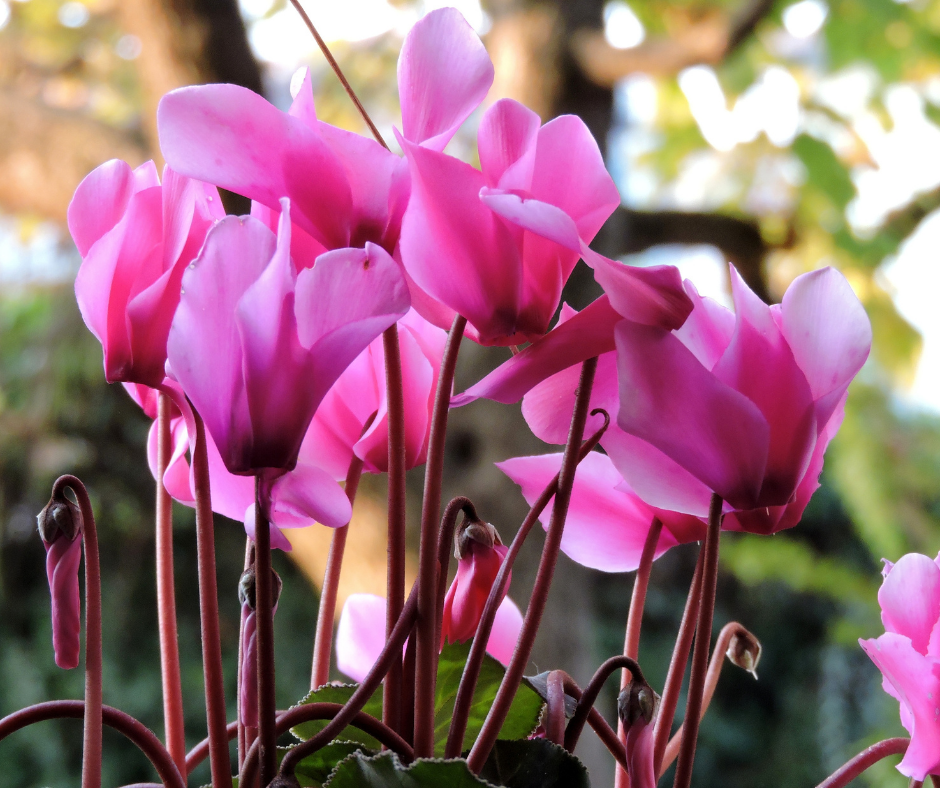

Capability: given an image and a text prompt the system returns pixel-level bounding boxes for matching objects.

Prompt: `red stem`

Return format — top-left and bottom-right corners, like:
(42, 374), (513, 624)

(814, 738), (910, 788)
(190, 412), (233, 788)
(444, 408), (610, 760)
(155, 396), (186, 775)
(563, 656), (645, 752)
(276, 591), (418, 777)
(672, 493), (723, 788)
(253, 477), (276, 787)
(0, 700), (185, 788)
(545, 671), (567, 746)
(187, 721), (239, 777)
(467, 357), (598, 773)
(242, 703), (414, 786)
(384, 325), (407, 735)
(311, 450), (366, 691)
(659, 622), (755, 775)
(237, 539), (253, 770)
(51, 475), (102, 788)
(652, 547), (706, 774)
(613, 516), (662, 787)
(414, 314), (466, 758)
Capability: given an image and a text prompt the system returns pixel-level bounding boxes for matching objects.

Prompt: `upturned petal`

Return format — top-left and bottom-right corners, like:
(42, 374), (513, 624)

(879, 554), (940, 654)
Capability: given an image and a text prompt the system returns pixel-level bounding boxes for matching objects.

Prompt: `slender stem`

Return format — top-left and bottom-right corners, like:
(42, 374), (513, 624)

(659, 622), (756, 774)
(613, 517), (662, 786)
(813, 738), (910, 788)
(190, 412), (233, 788)
(253, 477), (277, 787)
(0, 700), (184, 788)
(311, 452), (366, 690)
(672, 493), (723, 788)
(545, 671), (567, 746)
(242, 703), (414, 786)
(444, 408), (610, 760)
(237, 539), (253, 770)
(564, 656), (645, 752)
(652, 547), (706, 774)
(383, 325), (407, 735)
(189, 721), (240, 777)
(286, 0), (389, 150)
(154, 396), (187, 775)
(277, 591), (419, 777)
(467, 357), (598, 773)
(414, 314), (466, 758)
(50, 476), (102, 788)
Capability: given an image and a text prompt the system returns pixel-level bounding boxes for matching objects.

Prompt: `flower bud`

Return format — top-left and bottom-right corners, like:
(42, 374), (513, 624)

(238, 566), (282, 727)
(726, 628), (761, 679)
(238, 566), (283, 611)
(37, 496), (82, 544)
(442, 516), (508, 645)
(618, 678), (660, 788)
(618, 680), (659, 728)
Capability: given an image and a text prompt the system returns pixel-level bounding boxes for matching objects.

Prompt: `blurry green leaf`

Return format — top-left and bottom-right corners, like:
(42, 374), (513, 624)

(291, 684), (385, 749)
(865, 286), (922, 386)
(324, 752), (497, 787)
(793, 134), (855, 211)
(477, 740), (590, 788)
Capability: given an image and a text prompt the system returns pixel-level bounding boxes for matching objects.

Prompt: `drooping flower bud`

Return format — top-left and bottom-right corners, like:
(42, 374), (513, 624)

(37, 494), (84, 669)
(726, 628), (761, 679)
(441, 515), (509, 645)
(618, 678), (660, 788)
(238, 566), (282, 727)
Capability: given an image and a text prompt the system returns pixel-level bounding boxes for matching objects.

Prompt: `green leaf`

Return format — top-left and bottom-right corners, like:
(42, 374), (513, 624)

(793, 134), (855, 211)
(324, 752), (498, 787)
(434, 641), (544, 756)
(294, 741), (377, 787)
(291, 684), (385, 749)
(477, 739), (591, 788)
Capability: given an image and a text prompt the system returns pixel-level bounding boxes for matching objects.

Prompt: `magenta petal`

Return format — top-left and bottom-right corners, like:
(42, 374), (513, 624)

(616, 320), (769, 509)
(779, 267), (872, 428)
(244, 504), (293, 552)
(336, 593), (388, 682)
(452, 296), (622, 406)
(486, 597), (524, 666)
(585, 245), (693, 331)
(859, 633), (940, 781)
(879, 553), (940, 654)
(270, 464), (352, 529)
(712, 268), (816, 507)
(288, 67), (317, 128)
(498, 452), (677, 572)
(295, 242), (410, 410)
(45, 536), (83, 669)
(397, 7), (493, 151)
(146, 416), (193, 506)
(673, 280), (735, 370)
(167, 215), (275, 473)
(477, 99), (540, 190)
(480, 189), (581, 253)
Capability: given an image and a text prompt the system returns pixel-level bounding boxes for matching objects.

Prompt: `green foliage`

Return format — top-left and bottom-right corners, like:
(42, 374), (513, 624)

(291, 684), (386, 749)
(477, 740), (591, 788)
(324, 752), (498, 788)
(294, 742), (377, 787)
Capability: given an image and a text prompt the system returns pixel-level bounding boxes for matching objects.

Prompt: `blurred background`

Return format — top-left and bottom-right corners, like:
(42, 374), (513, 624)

(0, 0), (938, 785)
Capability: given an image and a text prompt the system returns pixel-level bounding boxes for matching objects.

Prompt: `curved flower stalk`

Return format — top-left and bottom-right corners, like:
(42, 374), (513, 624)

(860, 552), (940, 782)
(69, 160), (223, 387)
(37, 495), (83, 670)
(336, 592), (524, 682)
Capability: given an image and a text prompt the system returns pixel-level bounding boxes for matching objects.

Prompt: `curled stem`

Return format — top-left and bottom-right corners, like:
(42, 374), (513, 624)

(414, 314), (466, 758)
(0, 700), (184, 788)
(652, 547), (706, 774)
(548, 672), (629, 771)
(50, 475), (102, 788)
(814, 738), (909, 788)
(467, 357), (598, 773)
(659, 621), (759, 775)
(564, 656), (646, 752)
(672, 493), (723, 788)
(155, 395), (186, 775)
(545, 671), (567, 746)
(191, 412), (233, 788)
(444, 408), (610, 759)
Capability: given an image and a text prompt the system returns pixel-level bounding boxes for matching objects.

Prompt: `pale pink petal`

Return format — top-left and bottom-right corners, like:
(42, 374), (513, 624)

(398, 134), (524, 345)
(616, 320), (770, 510)
(270, 464), (352, 529)
(477, 99), (540, 190)
(146, 417), (193, 506)
(859, 633), (940, 781)
(585, 245), (693, 331)
(336, 593), (388, 682)
(397, 7), (493, 151)
(498, 452), (677, 572)
(673, 280), (735, 371)
(879, 553), (940, 654)
(452, 296), (622, 406)
(779, 267), (872, 428)
(244, 504), (293, 552)
(712, 268), (816, 507)
(288, 67), (317, 128)
(486, 597), (524, 666)
(202, 434), (255, 522)
(480, 190), (581, 252)
(123, 382), (160, 419)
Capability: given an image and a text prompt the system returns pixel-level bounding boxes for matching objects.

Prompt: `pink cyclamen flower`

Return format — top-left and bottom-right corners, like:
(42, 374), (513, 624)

(165, 199), (410, 477)
(441, 520), (512, 646)
(336, 592), (524, 682)
(37, 497), (84, 669)
(69, 159), (223, 387)
(860, 552), (940, 781)
(299, 309), (447, 479)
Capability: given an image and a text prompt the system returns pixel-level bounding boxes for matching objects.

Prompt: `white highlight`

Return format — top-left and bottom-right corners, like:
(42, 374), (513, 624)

(58, 1), (89, 28)
(782, 0), (828, 38)
(604, 1), (645, 50)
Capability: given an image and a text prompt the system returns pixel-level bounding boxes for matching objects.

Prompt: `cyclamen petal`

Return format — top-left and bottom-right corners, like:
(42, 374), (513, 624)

(879, 554), (940, 654)
(44, 535), (83, 670)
